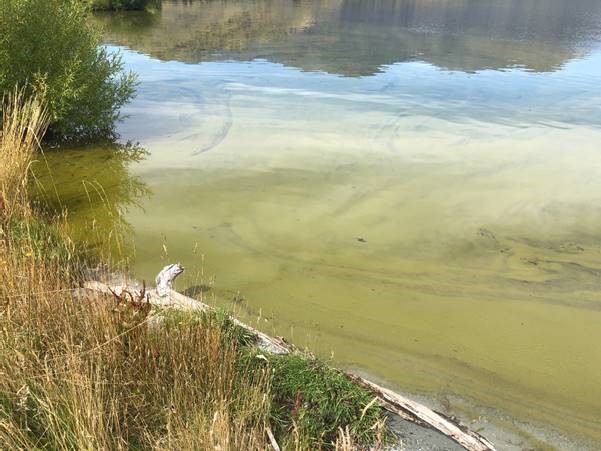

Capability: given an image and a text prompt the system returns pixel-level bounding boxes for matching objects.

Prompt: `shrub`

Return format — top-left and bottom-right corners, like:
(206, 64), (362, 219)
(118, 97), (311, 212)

(0, 0), (137, 141)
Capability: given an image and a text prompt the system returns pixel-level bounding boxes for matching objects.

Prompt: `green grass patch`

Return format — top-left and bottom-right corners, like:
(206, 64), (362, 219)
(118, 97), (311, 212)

(267, 354), (386, 448)
(160, 308), (388, 449)
(242, 353), (387, 449)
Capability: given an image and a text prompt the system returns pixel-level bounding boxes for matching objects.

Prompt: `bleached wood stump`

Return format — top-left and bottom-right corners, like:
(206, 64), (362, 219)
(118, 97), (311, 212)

(155, 263), (185, 297)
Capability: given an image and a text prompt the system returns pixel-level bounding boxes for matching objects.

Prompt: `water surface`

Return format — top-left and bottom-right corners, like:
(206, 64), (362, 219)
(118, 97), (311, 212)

(43, 1), (601, 447)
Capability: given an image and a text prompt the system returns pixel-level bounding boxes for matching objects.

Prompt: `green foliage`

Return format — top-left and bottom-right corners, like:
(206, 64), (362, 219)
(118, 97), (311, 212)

(0, 0), (137, 141)
(163, 309), (388, 449)
(253, 354), (387, 449)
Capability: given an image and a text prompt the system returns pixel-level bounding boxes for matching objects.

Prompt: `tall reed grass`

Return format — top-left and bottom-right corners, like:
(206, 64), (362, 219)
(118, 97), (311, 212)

(0, 88), (48, 217)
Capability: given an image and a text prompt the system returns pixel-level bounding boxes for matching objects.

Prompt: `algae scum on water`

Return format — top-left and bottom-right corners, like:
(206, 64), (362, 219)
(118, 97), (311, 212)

(38, 0), (601, 447)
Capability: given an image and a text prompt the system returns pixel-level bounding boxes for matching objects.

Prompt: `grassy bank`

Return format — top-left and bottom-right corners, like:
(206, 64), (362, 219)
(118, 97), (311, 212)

(0, 93), (388, 449)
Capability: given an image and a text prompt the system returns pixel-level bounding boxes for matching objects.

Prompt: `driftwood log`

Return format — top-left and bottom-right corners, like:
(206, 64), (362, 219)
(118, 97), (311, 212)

(347, 375), (496, 451)
(83, 264), (495, 451)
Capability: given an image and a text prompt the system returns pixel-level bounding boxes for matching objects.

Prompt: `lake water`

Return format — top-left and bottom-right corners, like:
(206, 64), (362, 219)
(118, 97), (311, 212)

(40, 0), (601, 447)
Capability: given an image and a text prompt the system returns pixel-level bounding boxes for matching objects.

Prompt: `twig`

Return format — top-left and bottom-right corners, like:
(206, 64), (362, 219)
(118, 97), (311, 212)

(266, 426), (281, 451)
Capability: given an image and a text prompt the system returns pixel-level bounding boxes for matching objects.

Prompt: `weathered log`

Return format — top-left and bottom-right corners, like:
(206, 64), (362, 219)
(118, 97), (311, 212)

(346, 374), (496, 451)
(84, 276), (290, 355)
(155, 263), (185, 297)
(83, 264), (495, 451)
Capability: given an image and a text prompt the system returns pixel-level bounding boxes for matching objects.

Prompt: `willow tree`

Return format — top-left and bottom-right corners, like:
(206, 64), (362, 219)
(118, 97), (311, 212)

(0, 0), (137, 141)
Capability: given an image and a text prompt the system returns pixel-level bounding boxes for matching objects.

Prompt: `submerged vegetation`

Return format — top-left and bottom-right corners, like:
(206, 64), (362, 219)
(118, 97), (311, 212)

(31, 141), (151, 265)
(0, 0), (136, 141)
(0, 93), (388, 449)
(88, 0), (160, 11)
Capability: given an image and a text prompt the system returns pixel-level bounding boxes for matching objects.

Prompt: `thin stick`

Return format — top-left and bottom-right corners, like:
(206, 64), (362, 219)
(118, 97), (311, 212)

(266, 426), (281, 451)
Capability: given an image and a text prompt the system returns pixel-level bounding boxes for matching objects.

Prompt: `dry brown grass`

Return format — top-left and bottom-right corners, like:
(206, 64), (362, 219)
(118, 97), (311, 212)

(0, 283), (274, 449)
(0, 87), (48, 217)
(0, 265), (274, 447)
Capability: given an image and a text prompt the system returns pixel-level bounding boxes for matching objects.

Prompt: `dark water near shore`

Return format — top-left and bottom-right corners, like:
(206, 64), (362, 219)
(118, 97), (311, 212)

(40, 0), (601, 447)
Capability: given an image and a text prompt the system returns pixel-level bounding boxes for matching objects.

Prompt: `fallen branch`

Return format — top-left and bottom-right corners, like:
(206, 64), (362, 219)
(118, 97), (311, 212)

(346, 374), (495, 451)
(266, 426), (281, 451)
(84, 265), (290, 355)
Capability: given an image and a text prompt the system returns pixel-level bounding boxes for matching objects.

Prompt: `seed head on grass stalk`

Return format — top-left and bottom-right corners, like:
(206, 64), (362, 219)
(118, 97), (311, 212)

(0, 87), (48, 218)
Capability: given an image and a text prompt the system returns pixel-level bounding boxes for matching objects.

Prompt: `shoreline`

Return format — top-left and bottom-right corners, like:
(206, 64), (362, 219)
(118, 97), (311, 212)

(86, 264), (600, 451)
(350, 368), (595, 451)
(84, 265), (497, 451)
